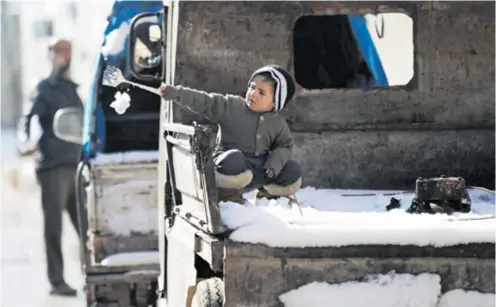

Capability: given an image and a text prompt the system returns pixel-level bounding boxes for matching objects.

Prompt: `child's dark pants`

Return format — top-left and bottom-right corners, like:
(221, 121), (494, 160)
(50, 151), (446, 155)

(214, 149), (301, 191)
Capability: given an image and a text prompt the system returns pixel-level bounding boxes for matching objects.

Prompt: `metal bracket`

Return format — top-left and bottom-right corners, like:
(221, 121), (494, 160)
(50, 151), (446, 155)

(189, 122), (213, 172)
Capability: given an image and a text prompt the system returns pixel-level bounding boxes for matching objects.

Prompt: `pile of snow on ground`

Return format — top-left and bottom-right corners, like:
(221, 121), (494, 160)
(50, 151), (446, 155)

(220, 188), (495, 247)
(90, 150), (159, 165)
(279, 272), (495, 307)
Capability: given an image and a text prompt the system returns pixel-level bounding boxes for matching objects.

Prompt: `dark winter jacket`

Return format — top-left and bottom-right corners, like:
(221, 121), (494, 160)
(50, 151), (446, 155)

(162, 85), (294, 176)
(22, 75), (83, 171)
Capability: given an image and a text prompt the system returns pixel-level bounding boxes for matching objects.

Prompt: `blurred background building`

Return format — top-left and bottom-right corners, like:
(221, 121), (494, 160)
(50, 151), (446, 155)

(1, 0), (113, 128)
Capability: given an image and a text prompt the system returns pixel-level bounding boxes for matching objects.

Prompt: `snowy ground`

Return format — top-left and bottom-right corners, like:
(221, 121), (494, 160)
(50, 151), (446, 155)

(0, 129), (85, 307)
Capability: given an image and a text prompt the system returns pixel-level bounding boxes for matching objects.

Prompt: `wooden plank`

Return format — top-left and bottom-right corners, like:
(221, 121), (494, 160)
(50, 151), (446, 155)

(86, 263), (159, 274)
(87, 270), (160, 285)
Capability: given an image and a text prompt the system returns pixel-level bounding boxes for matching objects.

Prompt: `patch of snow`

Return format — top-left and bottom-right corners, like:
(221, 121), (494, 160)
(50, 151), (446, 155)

(110, 91), (131, 114)
(101, 21), (131, 57)
(438, 289), (495, 307)
(279, 272), (441, 307)
(279, 272), (495, 307)
(100, 251), (159, 266)
(91, 150), (159, 165)
(220, 188), (495, 248)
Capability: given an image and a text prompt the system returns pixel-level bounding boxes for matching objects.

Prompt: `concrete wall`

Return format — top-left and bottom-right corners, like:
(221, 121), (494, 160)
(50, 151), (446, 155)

(171, 1), (495, 189)
(1, 2), (23, 128)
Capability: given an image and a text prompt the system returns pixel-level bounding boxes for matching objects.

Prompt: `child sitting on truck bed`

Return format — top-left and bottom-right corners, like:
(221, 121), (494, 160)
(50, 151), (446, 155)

(159, 65), (302, 204)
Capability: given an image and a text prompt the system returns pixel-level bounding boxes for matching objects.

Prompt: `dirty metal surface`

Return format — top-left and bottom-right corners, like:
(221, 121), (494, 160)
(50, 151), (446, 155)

(170, 1), (495, 189)
(223, 241), (495, 306)
(90, 163), (159, 234)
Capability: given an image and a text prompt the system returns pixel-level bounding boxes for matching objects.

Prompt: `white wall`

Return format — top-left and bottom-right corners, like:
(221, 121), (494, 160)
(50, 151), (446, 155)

(17, 0), (114, 103)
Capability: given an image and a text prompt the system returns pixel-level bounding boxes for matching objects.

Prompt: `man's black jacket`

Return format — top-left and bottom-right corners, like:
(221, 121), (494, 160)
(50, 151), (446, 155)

(22, 75), (83, 172)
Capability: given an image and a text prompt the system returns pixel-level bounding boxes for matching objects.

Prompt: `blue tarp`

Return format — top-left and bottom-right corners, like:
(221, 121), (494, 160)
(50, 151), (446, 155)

(82, 0), (163, 158)
(347, 14), (389, 86)
(103, 0), (164, 64)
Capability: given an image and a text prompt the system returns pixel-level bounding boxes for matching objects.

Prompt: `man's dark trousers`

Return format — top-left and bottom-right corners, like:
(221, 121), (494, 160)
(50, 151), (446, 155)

(36, 165), (80, 286)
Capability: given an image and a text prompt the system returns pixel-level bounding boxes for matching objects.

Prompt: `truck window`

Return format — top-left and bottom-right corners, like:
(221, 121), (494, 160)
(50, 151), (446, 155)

(96, 7), (167, 154)
(100, 28), (165, 153)
(293, 13), (414, 89)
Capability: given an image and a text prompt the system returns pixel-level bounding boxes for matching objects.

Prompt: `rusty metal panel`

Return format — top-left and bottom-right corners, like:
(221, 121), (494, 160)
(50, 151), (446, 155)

(169, 1), (495, 189)
(90, 163), (158, 235)
(292, 129), (495, 189)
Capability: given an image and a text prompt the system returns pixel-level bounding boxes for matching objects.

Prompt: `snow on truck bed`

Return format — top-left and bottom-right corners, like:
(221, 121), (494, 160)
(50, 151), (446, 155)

(220, 187), (496, 248)
(101, 251), (160, 267)
(279, 271), (495, 307)
(91, 150), (159, 165)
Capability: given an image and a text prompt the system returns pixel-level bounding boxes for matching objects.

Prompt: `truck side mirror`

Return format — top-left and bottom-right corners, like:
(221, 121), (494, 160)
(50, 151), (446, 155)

(53, 107), (83, 145)
(128, 12), (165, 82)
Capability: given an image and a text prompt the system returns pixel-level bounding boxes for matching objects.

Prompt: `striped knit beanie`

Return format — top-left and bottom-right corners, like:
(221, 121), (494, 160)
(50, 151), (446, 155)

(248, 65), (296, 112)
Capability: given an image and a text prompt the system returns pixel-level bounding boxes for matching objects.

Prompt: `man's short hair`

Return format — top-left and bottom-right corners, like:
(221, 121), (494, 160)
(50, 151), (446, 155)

(48, 37), (71, 51)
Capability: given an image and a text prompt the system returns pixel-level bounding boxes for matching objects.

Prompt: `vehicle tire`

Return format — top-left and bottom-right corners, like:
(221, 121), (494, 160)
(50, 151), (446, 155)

(191, 277), (225, 307)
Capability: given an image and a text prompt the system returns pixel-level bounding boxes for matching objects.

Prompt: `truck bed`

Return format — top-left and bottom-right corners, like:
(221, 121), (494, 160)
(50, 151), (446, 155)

(163, 123), (495, 307)
(86, 151), (159, 265)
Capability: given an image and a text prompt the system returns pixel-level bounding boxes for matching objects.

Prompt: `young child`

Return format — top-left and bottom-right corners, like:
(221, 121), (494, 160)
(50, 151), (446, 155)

(159, 65), (302, 204)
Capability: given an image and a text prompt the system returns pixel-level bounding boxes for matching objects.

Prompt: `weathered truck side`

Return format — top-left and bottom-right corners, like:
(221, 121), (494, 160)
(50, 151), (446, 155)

(171, 1), (495, 190)
(126, 1), (495, 306)
(157, 123), (494, 307)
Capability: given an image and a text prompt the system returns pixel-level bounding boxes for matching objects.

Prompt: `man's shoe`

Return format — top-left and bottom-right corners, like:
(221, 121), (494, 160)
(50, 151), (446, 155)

(49, 282), (77, 297)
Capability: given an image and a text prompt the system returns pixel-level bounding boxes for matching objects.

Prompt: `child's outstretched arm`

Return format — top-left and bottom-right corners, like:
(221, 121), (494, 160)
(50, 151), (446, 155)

(160, 84), (231, 123)
(264, 121), (294, 177)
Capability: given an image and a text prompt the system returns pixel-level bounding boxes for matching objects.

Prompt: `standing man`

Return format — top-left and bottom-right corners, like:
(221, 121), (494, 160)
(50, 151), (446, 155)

(18, 37), (83, 296)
